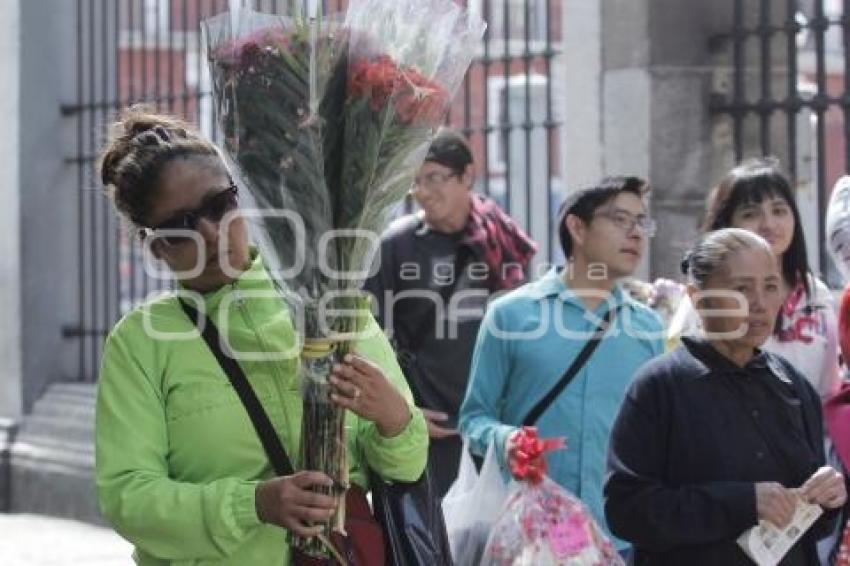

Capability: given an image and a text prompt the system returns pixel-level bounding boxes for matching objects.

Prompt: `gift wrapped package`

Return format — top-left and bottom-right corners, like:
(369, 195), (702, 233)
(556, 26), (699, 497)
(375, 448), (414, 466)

(482, 428), (623, 566)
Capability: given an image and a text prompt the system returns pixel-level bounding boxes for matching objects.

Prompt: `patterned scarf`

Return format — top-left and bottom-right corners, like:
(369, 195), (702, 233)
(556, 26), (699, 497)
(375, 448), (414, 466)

(460, 193), (538, 290)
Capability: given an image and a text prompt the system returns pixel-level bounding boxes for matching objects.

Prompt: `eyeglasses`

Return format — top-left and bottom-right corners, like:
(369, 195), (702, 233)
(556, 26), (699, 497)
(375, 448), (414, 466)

(139, 183), (239, 245)
(594, 208), (657, 237)
(411, 171), (459, 192)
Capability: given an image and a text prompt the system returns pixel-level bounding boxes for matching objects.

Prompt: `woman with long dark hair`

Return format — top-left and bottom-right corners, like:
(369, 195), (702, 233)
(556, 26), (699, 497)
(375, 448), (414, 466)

(671, 158), (840, 399)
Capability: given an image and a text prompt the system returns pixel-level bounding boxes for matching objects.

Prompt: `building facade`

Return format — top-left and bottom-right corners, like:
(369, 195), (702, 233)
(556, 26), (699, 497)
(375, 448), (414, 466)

(0, 0), (845, 522)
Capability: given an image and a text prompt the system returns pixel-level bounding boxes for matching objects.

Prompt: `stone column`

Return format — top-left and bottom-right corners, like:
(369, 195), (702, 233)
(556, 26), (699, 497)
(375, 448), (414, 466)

(0, 0), (22, 512)
(561, 0), (791, 280)
(5, 0), (99, 520)
(0, 1), (22, 423)
(601, 0), (716, 280)
(19, 0), (82, 410)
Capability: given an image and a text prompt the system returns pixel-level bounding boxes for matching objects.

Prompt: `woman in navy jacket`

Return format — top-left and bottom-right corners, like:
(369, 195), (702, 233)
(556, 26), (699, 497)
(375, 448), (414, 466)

(604, 228), (846, 565)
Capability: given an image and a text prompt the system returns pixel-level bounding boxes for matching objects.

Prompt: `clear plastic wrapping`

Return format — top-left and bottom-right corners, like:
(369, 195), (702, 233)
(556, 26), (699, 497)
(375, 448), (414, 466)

(483, 476), (623, 566)
(204, 1), (484, 559)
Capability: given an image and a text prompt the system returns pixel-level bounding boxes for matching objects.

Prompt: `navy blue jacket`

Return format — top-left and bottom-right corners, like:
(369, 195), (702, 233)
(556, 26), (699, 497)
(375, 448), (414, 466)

(604, 337), (837, 566)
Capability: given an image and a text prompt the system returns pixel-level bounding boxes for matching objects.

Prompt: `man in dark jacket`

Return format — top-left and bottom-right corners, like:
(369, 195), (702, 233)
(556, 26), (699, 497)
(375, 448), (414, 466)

(364, 129), (537, 496)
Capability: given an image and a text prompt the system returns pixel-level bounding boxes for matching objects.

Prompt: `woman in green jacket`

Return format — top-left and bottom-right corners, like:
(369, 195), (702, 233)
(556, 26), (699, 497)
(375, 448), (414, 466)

(95, 108), (428, 565)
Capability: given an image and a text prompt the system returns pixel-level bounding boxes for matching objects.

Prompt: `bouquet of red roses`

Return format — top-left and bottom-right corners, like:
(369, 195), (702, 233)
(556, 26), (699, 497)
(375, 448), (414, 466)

(205, 2), (484, 559)
(483, 428), (624, 566)
(334, 0), (484, 275)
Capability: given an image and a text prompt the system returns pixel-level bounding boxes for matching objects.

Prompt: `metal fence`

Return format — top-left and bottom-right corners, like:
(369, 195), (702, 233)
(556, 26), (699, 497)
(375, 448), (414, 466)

(709, 0), (849, 285)
(66, 0), (562, 381)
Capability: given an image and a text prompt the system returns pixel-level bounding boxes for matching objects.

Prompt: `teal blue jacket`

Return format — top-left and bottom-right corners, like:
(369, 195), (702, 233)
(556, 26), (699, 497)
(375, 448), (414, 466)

(459, 267), (664, 549)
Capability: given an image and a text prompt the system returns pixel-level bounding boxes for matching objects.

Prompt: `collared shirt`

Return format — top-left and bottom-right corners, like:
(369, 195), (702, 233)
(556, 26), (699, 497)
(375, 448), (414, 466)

(604, 337), (833, 566)
(459, 267), (664, 549)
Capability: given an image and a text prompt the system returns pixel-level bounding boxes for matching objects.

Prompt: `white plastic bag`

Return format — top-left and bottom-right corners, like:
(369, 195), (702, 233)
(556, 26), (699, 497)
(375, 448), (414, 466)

(442, 441), (511, 566)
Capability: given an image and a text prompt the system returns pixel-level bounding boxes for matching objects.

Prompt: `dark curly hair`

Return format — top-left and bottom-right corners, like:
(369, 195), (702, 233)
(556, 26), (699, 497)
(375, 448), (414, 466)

(98, 105), (226, 226)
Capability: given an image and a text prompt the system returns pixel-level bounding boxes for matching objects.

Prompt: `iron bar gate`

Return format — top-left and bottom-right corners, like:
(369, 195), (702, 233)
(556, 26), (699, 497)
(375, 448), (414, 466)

(709, 0), (850, 286)
(66, 0), (562, 381)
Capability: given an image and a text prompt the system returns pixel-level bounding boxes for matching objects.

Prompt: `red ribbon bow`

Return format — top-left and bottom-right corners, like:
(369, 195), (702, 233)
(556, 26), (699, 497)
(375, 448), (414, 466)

(509, 426), (566, 485)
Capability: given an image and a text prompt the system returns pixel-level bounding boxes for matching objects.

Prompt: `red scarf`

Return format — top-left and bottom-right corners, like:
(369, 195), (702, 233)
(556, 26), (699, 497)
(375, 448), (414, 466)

(826, 382), (850, 565)
(461, 194), (538, 290)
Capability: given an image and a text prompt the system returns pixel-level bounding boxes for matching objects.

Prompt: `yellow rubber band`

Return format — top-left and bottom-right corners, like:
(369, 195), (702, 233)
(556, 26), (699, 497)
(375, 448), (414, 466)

(301, 339), (337, 359)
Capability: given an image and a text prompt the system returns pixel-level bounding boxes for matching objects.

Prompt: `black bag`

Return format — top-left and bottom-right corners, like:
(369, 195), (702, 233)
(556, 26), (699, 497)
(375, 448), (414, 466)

(370, 469), (453, 566)
(372, 247), (472, 566)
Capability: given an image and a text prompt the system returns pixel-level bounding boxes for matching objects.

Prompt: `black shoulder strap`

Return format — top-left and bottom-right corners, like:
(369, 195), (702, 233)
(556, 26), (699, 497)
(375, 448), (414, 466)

(179, 299), (294, 477)
(522, 306), (620, 426)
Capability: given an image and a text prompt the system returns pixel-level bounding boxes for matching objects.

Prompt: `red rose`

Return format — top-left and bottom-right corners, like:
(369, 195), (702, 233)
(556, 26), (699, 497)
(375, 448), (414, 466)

(393, 92), (418, 123)
(388, 67), (448, 124)
(239, 42), (263, 70)
(347, 55), (448, 122)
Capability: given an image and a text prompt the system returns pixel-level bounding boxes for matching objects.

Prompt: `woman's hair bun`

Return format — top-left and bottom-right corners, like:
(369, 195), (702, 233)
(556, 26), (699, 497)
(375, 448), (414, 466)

(98, 105), (220, 225)
(131, 125), (171, 148)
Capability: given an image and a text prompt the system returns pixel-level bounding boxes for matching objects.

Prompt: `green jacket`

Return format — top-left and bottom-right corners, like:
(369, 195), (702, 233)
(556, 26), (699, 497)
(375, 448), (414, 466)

(95, 252), (428, 565)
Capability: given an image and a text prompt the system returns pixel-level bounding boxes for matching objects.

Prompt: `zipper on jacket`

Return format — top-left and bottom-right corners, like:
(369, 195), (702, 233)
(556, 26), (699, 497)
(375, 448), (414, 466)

(231, 282), (299, 454)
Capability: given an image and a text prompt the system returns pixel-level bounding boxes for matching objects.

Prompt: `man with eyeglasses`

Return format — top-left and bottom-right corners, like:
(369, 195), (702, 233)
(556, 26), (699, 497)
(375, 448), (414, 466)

(363, 128), (537, 496)
(459, 177), (664, 558)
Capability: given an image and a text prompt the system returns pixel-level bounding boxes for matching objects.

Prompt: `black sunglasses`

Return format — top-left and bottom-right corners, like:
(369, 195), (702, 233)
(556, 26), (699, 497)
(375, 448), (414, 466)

(140, 183), (239, 245)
